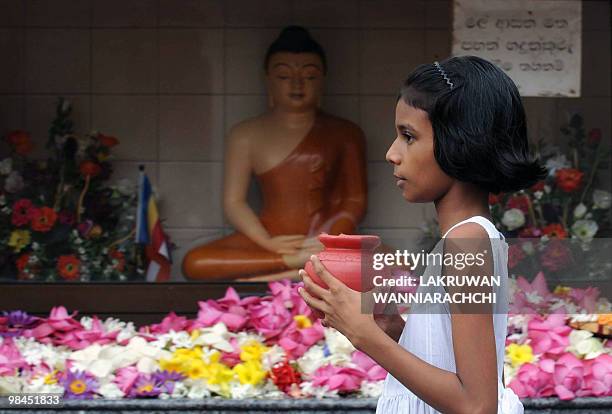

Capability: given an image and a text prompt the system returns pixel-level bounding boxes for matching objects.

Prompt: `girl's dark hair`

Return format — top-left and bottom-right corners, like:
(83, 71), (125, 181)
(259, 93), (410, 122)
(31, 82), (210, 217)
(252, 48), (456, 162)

(399, 55), (546, 194)
(264, 26), (327, 74)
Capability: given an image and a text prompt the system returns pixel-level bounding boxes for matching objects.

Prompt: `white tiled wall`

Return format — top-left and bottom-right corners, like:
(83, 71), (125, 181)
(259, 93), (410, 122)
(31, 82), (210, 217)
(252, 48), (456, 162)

(0, 0), (609, 280)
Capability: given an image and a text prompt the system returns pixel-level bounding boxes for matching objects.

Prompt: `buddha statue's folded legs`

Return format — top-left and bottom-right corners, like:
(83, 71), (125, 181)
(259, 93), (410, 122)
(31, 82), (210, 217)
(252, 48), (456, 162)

(181, 231), (290, 281)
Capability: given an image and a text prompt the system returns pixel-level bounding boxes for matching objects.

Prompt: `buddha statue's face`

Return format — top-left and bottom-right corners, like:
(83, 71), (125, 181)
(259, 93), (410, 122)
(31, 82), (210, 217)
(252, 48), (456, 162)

(266, 52), (325, 112)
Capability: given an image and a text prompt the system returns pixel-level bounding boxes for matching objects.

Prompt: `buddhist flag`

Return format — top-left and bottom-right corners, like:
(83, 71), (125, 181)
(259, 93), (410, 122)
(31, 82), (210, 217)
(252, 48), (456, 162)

(136, 168), (171, 282)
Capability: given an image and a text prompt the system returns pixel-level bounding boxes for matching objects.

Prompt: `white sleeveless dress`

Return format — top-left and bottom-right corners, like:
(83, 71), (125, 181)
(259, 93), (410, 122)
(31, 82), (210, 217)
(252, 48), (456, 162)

(375, 215), (524, 414)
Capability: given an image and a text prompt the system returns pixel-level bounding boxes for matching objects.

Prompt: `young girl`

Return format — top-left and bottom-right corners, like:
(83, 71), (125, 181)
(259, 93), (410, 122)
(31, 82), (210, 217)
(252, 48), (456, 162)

(298, 56), (546, 413)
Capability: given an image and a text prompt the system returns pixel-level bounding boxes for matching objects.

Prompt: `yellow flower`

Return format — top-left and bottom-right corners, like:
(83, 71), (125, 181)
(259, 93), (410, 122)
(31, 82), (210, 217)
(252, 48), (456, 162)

(190, 329), (201, 341)
(158, 358), (183, 373)
(205, 362), (235, 385)
(233, 360), (266, 386)
(43, 370), (58, 385)
(506, 343), (534, 367)
(187, 360), (208, 380)
(553, 285), (571, 296)
(240, 340), (268, 362)
(294, 314), (312, 329)
(8, 230), (30, 252)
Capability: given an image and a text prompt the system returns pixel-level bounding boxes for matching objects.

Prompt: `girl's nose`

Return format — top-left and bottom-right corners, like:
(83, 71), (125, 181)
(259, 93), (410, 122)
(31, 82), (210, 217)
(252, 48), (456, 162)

(386, 140), (400, 165)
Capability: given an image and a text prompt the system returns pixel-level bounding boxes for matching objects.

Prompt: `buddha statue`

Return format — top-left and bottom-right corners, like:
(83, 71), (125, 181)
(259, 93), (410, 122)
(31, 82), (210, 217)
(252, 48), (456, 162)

(182, 26), (368, 282)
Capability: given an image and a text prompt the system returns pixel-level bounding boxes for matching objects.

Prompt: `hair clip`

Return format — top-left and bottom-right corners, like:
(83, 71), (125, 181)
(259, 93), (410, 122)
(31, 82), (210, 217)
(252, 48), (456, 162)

(433, 61), (454, 91)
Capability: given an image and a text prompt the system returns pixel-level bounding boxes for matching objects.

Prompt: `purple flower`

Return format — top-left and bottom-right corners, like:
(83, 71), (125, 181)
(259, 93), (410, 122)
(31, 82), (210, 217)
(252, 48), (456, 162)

(61, 370), (98, 399)
(128, 374), (162, 398)
(152, 370), (185, 394)
(1, 310), (37, 338)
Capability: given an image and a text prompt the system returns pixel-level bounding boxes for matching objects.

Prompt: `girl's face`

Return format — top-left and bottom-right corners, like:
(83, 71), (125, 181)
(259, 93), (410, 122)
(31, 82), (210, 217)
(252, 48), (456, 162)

(266, 52), (324, 112)
(386, 99), (453, 203)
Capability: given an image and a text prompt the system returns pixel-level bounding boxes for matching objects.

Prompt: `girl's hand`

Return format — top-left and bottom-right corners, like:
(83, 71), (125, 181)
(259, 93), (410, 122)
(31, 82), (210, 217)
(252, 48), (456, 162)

(298, 255), (380, 348)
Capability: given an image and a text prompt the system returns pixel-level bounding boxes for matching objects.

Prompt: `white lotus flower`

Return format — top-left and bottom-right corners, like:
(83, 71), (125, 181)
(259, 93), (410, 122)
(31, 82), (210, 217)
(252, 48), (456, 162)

(568, 330), (605, 359)
(501, 208), (525, 231)
(98, 381), (125, 398)
(261, 345), (287, 371)
(592, 189), (612, 210)
(571, 219), (598, 243)
(360, 380), (384, 397)
(325, 328), (356, 356)
(0, 376), (25, 394)
(297, 345), (326, 375)
(192, 323), (234, 352)
(573, 203), (587, 219)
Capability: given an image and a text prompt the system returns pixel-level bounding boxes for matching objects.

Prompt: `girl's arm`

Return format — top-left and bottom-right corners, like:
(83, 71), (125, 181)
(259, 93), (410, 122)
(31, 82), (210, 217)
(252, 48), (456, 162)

(355, 224), (498, 414)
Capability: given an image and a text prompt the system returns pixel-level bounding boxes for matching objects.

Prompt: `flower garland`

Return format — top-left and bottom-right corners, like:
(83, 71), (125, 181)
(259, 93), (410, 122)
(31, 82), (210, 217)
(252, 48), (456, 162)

(0, 279), (610, 400)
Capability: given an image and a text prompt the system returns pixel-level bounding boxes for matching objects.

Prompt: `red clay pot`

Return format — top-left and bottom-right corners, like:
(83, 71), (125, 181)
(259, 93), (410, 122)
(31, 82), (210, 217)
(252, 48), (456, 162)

(304, 233), (381, 292)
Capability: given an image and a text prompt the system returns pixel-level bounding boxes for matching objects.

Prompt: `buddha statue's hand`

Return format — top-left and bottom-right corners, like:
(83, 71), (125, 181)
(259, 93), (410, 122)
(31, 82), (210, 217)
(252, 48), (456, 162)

(260, 234), (306, 254)
(281, 239), (324, 269)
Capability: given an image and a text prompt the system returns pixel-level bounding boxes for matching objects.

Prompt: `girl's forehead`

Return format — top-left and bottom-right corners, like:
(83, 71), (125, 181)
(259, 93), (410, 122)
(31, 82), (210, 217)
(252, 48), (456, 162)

(395, 99), (429, 124)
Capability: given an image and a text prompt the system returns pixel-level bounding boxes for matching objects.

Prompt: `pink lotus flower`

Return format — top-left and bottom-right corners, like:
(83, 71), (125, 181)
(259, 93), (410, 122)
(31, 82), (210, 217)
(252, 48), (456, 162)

(528, 314), (571, 355)
(269, 280), (313, 317)
(0, 337), (28, 376)
(311, 364), (366, 393)
(510, 272), (553, 314)
(278, 319), (325, 359)
(508, 359), (555, 398)
(351, 350), (387, 381)
(583, 354), (612, 396)
(553, 352), (588, 400)
(140, 312), (191, 335)
(247, 297), (294, 341)
(25, 306), (83, 344)
(114, 366), (140, 395)
(56, 316), (119, 350)
(193, 287), (251, 332)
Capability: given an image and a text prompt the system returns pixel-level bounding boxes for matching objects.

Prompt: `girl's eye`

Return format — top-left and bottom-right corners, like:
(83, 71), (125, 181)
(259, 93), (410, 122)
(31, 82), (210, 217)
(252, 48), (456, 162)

(401, 132), (415, 143)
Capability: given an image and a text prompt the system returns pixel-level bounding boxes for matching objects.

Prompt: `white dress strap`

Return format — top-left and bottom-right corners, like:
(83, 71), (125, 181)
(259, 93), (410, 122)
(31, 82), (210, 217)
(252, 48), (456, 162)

(442, 215), (505, 240)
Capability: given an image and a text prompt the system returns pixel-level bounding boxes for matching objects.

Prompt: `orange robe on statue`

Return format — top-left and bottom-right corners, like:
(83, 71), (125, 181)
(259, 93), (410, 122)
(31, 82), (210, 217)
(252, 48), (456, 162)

(182, 112), (367, 280)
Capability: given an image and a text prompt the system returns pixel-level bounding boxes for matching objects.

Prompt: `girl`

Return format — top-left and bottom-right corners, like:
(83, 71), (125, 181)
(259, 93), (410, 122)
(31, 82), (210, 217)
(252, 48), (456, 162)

(298, 56), (546, 413)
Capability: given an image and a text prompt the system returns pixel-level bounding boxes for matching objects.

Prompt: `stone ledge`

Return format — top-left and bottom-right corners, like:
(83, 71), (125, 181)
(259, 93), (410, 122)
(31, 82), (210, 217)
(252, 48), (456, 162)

(1, 397), (611, 414)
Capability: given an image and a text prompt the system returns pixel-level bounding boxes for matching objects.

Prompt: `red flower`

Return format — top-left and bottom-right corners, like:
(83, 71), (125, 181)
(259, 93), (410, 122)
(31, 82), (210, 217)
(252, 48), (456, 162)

(542, 223), (567, 239)
(587, 128), (602, 145)
(97, 134), (119, 148)
(30, 207), (58, 232)
(57, 255), (80, 281)
(109, 248), (125, 272)
(269, 358), (302, 394)
(79, 161), (102, 177)
(5, 130), (33, 156)
(555, 168), (584, 192)
(11, 199), (34, 227)
(488, 193), (501, 205)
(506, 195), (530, 214)
(508, 244), (526, 269)
(16, 253), (30, 273)
(530, 181), (546, 192)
